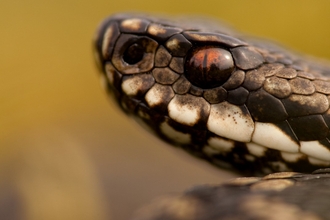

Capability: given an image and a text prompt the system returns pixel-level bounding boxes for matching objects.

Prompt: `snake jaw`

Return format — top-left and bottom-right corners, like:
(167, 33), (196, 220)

(94, 13), (330, 174)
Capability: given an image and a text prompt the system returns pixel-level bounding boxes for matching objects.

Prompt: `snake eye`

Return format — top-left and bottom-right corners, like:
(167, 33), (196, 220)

(185, 47), (235, 88)
(123, 43), (145, 64)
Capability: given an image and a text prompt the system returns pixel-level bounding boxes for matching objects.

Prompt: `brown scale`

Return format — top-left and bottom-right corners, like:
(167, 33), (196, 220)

(147, 23), (182, 41)
(242, 69), (266, 90)
(203, 87), (227, 104)
(146, 84), (174, 113)
(169, 57), (184, 73)
(172, 76), (191, 94)
(152, 67), (179, 85)
(231, 46), (265, 70)
(165, 34), (192, 57)
(263, 76), (292, 98)
(222, 70), (245, 90)
(154, 46), (171, 67)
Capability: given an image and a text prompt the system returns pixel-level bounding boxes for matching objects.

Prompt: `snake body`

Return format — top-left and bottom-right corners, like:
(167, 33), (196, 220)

(94, 13), (330, 175)
(132, 169), (330, 220)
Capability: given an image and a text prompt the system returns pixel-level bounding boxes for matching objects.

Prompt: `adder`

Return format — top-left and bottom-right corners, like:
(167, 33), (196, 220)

(94, 13), (330, 220)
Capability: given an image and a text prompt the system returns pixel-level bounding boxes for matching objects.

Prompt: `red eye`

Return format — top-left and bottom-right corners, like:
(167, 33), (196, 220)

(185, 47), (235, 88)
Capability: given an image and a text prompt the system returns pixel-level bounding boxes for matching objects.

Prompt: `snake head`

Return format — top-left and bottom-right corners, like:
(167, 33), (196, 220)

(94, 13), (330, 174)
(93, 13), (255, 137)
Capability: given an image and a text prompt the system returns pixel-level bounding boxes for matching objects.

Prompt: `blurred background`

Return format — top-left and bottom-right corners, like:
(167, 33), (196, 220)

(2, 1), (330, 219)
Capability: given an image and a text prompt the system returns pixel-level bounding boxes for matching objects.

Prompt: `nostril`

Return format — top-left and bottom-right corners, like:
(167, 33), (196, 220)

(123, 43), (145, 64)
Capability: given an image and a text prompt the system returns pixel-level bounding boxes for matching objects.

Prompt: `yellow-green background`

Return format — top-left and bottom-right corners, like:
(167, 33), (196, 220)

(2, 1), (330, 219)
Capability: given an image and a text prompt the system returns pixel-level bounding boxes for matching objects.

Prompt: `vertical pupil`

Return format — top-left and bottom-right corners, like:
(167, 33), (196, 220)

(123, 43), (145, 64)
(185, 47), (234, 88)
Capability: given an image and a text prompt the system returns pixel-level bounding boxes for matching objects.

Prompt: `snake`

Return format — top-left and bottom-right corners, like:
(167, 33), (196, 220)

(93, 13), (330, 219)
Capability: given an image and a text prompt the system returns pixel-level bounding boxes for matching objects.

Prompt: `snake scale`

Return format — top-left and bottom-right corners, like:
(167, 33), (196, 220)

(94, 13), (330, 219)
